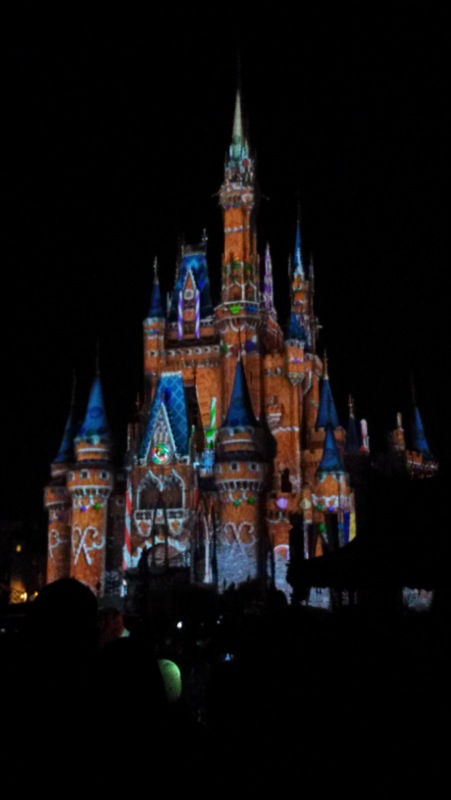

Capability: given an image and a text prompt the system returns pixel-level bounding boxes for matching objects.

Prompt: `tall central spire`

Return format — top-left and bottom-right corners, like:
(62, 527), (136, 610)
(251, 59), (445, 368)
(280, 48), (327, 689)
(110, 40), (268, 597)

(231, 89), (246, 157)
(219, 88), (257, 303)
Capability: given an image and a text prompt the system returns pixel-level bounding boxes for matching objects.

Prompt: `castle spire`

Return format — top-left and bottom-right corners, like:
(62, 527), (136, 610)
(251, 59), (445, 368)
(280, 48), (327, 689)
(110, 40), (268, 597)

(232, 88), (245, 152)
(222, 360), (259, 429)
(316, 354), (340, 429)
(77, 374), (110, 443)
(293, 219), (304, 276)
(409, 376), (432, 456)
(412, 405), (431, 456)
(262, 243), (275, 313)
(148, 257), (164, 318)
(308, 252), (315, 284)
(346, 394), (360, 454)
(220, 88), (256, 303)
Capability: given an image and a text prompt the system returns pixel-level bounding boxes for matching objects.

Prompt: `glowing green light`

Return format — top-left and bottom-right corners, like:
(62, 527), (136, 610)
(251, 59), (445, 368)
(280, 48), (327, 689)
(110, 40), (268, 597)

(151, 443), (170, 464)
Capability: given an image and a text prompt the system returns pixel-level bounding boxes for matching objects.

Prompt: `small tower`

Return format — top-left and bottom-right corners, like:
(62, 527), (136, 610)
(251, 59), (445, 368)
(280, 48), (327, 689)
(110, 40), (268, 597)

(406, 404), (438, 477)
(143, 258), (166, 392)
(344, 396), (369, 542)
(289, 220), (314, 352)
(44, 380), (78, 584)
(388, 411), (406, 453)
(215, 360), (271, 586)
(314, 425), (351, 551)
(67, 374), (114, 596)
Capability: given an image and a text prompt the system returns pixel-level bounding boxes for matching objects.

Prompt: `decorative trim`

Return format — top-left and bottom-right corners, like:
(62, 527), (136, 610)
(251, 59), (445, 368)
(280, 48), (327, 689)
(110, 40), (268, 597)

(72, 526), (105, 565)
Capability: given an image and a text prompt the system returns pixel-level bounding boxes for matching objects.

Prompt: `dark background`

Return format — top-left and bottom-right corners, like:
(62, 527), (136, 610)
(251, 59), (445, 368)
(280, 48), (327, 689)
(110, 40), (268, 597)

(2, 11), (448, 529)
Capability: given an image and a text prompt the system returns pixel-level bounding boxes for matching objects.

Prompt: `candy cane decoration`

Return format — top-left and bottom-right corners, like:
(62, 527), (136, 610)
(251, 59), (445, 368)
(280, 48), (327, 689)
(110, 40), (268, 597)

(206, 396), (217, 448)
(177, 291), (183, 339)
(195, 289), (200, 339)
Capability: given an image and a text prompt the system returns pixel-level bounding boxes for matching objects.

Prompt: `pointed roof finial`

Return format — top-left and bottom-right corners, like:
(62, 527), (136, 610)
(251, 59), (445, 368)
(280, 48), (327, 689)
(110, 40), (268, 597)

(263, 242), (275, 312)
(346, 395), (360, 453)
(293, 219), (304, 276)
(323, 350), (329, 379)
(308, 252), (315, 280)
(148, 257), (165, 319)
(232, 88), (244, 146)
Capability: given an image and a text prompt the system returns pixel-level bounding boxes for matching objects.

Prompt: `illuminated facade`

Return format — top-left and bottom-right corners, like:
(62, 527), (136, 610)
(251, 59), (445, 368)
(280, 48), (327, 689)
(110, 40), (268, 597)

(44, 92), (437, 602)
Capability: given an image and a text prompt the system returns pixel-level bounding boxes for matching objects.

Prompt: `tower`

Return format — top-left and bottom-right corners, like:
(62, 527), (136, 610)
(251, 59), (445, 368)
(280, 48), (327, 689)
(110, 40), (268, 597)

(68, 375), (114, 596)
(215, 360), (272, 585)
(217, 90), (261, 418)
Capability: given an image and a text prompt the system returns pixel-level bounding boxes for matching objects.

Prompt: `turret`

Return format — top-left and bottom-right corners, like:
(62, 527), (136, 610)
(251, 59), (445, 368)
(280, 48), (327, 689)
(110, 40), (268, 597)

(345, 395), (360, 454)
(144, 258), (166, 387)
(388, 411), (406, 453)
(406, 403), (438, 477)
(262, 243), (275, 316)
(215, 360), (271, 586)
(68, 374), (114, 595)
(314, 425), (351, 549)
(289, 220), (313, 352)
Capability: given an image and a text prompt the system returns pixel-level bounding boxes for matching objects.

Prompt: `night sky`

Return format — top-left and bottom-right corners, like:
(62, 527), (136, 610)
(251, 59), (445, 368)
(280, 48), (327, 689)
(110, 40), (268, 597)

(2, 13), (448, 529)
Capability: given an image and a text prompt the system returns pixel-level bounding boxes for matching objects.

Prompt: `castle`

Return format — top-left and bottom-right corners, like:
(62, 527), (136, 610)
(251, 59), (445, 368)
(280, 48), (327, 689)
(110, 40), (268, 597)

(44, 92), (437, 604)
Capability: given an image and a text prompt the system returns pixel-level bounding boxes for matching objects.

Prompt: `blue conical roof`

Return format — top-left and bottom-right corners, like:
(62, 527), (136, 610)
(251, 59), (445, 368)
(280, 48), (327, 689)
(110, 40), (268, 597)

(77, 376), (110, 441)
(317, 370), (340, 429)
(222, 360), (258, 428)
(293, 220), (304, 276)
(318, 425), (345, 472)
(54, 408), (79, 464)
(412, 406), (431, 455)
